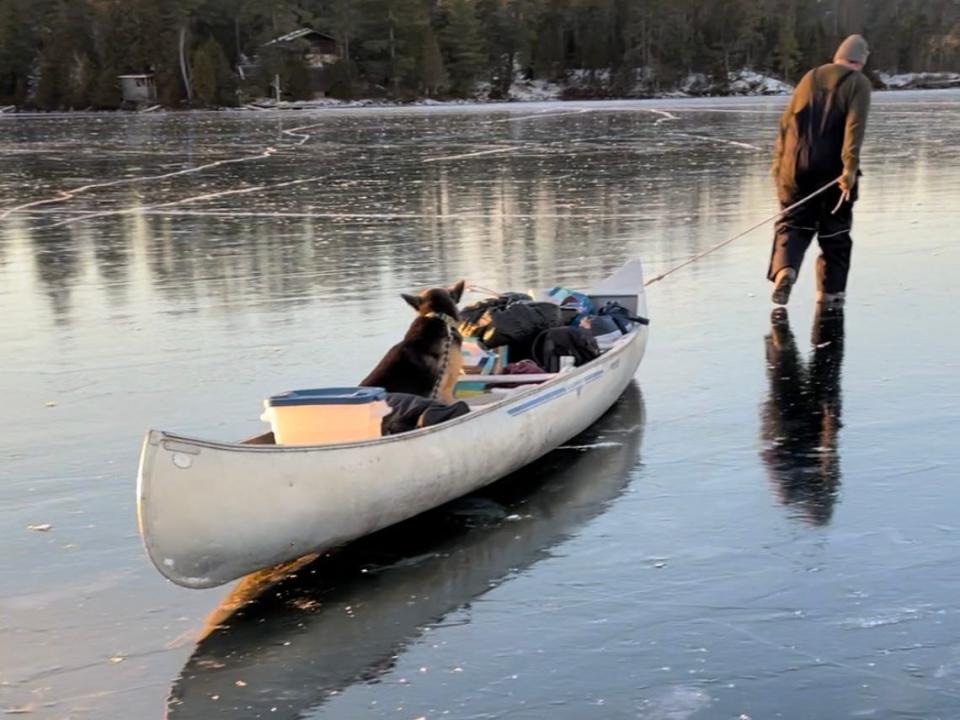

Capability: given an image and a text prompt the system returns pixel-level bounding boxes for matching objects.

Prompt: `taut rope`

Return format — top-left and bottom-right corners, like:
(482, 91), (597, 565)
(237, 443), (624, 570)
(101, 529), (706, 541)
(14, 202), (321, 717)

(464, 176), (844, 296)
(643, 177), (842, 288)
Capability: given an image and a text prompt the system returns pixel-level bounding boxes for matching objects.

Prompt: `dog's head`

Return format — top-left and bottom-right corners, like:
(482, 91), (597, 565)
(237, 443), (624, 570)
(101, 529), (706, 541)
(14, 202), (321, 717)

(402, 280), (465, 321)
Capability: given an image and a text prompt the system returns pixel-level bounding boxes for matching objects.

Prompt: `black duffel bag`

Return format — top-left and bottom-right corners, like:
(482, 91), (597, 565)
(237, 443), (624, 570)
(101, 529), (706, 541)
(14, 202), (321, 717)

(459, 292), (532, 339)
(531, 326), (600, 372)
(481, 301), (564, 357)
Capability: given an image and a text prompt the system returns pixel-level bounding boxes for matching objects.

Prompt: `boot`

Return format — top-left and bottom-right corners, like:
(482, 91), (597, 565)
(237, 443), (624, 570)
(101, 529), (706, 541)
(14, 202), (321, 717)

(816, 291), (846, 307)
(766, 307), (797, 357)
(771, 267), (797, 306)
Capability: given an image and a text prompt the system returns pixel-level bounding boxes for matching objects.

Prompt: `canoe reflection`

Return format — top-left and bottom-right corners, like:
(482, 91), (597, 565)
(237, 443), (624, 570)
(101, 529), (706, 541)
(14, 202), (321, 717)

(167, 383), (645, 718)
(761, 307), (845, 525)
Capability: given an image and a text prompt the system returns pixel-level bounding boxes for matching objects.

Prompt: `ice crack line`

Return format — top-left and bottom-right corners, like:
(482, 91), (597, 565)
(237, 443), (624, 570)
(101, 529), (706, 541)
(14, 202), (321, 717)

(673, 132), (764, 151)
(280, 121), (327, 146)
(44, 175), (326, 229)
(485, 108), (593, 124)
(641, 108), (680, 125)
(2, 119), (325, 221)
(0, 147), (279, 221)
(423, 146), (521, 163)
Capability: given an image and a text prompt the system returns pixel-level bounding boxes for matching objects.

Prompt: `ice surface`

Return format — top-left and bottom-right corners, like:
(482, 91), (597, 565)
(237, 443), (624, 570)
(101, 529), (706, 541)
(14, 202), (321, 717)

(1, 91), (959, 719)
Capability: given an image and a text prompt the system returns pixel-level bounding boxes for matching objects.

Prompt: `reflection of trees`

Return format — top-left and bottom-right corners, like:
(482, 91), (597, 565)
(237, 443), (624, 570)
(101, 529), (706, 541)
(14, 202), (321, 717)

(29, 224), (82, 325)
(760, 308), (845, 526)
(12, 109), (769, 328)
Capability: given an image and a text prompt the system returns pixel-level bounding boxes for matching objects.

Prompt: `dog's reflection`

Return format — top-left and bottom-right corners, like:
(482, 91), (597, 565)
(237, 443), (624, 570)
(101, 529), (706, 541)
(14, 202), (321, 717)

(761, 307), (845, 525)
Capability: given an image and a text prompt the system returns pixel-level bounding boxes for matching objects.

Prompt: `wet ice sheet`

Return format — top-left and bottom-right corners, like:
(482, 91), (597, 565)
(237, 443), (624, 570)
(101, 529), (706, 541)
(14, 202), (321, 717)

(1, 92), (959, 719)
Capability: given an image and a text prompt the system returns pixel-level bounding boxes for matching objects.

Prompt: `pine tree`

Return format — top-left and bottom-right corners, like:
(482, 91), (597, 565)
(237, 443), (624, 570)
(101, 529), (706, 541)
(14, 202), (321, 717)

(532, 0), (567, 81)
(572, 0), (616, 74)
(356, 0), (428, 96)
(477, 0), (539, 97)
(776, 1), (801, 80)
(34, 0), (98, 109)
(440, 0), (485, 97)
(91, 65), (122, 109)
(733, 0), (766, 71)
(421, 27), (447, 96)
(192, 37), (219, 104)
(327, 58), (357, 98)
(0, 0), (39, 104)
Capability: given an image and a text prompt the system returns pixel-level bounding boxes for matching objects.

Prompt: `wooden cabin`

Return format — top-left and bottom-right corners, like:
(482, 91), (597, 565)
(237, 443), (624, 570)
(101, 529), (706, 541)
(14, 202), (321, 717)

(248, 28), (341, 97)
(263, 28), (340, 68)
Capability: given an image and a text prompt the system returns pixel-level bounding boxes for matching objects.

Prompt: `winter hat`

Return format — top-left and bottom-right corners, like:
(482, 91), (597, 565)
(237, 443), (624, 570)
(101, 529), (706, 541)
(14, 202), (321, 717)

(834, 34), (869, 65)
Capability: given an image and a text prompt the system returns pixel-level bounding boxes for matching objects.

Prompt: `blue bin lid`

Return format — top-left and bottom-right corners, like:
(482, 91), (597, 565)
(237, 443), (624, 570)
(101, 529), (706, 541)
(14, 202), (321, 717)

(267, 387), (386, 407)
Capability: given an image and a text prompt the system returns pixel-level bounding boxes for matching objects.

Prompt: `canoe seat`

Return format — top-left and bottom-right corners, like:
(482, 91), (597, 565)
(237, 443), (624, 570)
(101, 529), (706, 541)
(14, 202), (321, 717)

(463, 392), (508, 407)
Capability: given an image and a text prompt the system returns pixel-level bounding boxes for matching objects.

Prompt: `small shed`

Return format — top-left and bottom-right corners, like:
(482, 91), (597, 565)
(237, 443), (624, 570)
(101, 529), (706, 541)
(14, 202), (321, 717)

(118, 74), (157, 104)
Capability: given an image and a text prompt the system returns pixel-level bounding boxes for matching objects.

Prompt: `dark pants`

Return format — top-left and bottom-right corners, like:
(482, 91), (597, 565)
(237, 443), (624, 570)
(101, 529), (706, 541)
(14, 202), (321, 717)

(767, 186), (854, 294)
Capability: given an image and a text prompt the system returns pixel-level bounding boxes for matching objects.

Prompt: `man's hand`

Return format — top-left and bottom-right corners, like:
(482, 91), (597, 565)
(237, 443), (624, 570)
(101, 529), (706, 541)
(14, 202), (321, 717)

(832, 171), (857, 214)
(839, 170), (857, 195)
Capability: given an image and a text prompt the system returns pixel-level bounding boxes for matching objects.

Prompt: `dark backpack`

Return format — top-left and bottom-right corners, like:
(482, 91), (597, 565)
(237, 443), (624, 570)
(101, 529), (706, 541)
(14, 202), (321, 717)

(531, 327), (600, 373)
(472, 301), (565, 362)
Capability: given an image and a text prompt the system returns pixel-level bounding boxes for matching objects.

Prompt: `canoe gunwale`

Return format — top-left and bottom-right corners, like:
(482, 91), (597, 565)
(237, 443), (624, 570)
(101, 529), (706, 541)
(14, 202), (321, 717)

(144, 330), (640, 455)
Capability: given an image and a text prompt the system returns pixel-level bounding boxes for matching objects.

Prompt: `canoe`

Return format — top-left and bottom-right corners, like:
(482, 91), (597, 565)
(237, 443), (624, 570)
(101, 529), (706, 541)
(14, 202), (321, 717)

(136, 259), (650, 589)
(166, 385), (645, 717)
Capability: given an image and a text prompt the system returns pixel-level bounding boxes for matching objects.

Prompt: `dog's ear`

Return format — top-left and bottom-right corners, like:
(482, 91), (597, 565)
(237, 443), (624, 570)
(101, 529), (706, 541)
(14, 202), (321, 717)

(401, 293), (423, 311)
(448, 279), (466, 303)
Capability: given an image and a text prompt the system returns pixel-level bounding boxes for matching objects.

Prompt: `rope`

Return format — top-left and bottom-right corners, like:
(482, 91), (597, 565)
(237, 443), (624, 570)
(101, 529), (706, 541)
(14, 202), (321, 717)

(466, 283), (502, 297)
(643, 177), (841, 288)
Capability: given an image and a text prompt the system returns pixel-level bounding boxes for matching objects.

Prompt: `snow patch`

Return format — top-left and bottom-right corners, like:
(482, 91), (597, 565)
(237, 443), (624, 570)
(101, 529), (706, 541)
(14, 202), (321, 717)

(877, 71), (960, 90)
(728, 69), (793, 96)
(508, 78), (565, 102)
(680, 73), (711, 94)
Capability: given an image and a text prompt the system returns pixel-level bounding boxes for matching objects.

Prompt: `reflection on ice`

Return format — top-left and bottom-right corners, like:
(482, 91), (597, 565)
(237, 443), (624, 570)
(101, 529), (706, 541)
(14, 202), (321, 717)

(167, 387), (644, 719)
(761, 307), (845, 525)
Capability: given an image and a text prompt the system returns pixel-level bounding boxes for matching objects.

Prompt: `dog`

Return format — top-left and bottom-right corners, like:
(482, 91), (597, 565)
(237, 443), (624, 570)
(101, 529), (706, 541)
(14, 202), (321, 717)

(361, 280), (465, 404)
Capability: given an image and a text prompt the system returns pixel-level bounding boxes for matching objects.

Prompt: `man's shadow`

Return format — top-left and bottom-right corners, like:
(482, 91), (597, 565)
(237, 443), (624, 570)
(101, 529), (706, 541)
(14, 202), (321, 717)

(760, 307), (845, 525)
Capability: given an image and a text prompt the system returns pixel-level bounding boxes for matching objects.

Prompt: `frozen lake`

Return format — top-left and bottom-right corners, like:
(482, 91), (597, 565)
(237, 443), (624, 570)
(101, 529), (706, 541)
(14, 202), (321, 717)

(2, 92), (959, 719)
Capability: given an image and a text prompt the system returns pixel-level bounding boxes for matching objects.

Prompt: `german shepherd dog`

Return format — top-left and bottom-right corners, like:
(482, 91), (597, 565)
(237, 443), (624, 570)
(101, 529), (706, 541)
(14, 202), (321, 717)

(361, 280), (465, 404)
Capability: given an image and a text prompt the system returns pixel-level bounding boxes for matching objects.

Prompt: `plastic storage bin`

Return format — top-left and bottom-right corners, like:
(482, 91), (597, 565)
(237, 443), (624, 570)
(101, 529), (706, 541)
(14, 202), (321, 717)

(261, 387), (389, 445)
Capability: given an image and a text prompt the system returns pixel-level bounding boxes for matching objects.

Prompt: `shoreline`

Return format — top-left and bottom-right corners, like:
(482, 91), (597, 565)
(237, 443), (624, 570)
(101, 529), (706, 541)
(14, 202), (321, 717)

(2, 85), (958, 115)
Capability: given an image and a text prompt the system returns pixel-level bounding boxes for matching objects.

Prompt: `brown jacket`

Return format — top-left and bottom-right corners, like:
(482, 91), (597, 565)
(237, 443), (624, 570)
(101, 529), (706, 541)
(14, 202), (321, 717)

(773, 63), (872, 198)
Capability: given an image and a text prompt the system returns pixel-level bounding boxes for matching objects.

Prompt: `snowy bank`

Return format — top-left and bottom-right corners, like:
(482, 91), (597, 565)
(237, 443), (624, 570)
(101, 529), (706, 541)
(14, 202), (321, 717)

(677, 70), (792, 97)
(239, 67), (792, 109)
(877, 72), (960, 90)
(727, 70), (793, 95)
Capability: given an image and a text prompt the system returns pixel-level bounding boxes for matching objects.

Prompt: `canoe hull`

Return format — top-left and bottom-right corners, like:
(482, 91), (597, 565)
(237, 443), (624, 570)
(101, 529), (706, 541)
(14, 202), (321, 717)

(137, 262), (649, 589)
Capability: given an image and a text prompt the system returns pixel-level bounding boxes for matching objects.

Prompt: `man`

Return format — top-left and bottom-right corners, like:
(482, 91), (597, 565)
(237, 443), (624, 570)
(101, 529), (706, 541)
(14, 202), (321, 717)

(768, 35), (872, 307)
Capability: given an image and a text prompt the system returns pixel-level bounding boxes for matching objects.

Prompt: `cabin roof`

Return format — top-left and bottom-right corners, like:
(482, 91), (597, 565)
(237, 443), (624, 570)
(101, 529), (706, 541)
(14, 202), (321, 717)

(263, 28), (336, 47)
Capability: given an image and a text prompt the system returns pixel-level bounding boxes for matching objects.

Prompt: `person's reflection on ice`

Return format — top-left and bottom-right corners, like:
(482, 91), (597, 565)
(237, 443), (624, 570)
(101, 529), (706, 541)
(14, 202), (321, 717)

(760, 307), (845, 525)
